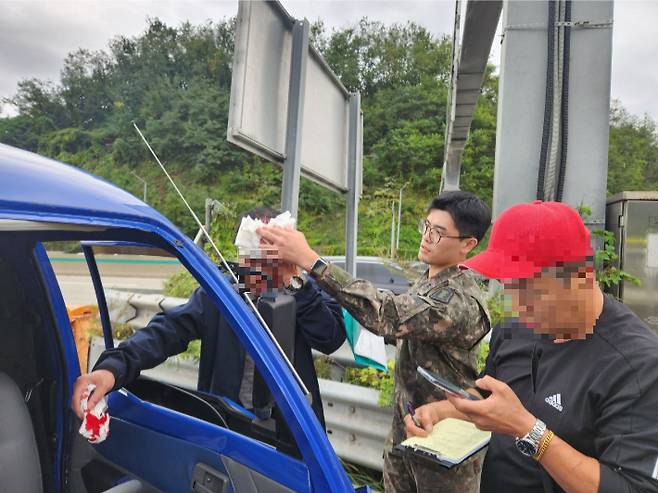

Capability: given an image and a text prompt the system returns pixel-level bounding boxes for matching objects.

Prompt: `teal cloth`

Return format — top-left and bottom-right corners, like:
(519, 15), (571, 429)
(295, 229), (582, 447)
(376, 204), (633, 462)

(342, 308), (388, 372)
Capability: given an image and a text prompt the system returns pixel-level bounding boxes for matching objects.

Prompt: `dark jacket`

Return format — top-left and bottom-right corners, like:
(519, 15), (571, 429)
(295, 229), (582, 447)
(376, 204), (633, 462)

(94, 277), (345, 427)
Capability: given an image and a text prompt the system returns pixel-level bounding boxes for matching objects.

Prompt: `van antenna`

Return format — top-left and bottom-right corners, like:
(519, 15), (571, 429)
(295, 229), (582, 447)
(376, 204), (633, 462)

(133, 122), (309, 397)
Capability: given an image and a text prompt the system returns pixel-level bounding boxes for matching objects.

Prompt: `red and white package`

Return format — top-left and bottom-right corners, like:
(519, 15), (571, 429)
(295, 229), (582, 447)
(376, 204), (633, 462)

(78, 384), (110, 444)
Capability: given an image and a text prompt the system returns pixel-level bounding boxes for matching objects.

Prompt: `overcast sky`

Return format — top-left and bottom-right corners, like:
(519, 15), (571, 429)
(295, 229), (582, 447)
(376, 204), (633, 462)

(1, 0), (657, 123)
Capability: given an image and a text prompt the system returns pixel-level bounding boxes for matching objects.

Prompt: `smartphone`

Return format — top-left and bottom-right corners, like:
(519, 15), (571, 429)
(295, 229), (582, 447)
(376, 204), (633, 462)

(417, 366), (481, 401)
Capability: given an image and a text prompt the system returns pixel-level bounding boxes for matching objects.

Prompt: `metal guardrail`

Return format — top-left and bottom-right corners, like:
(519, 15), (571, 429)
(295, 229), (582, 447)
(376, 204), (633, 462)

(105, 290), (188, 333)
(98, 292), (394, 471)
(320, 379), (392, 470)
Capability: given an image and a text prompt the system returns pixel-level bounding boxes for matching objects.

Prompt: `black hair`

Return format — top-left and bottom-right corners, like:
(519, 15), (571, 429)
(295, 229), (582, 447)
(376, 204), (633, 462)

(427, 191), (491, 242)
(239, 206), (281, 222)
(235, 206), (282, 234)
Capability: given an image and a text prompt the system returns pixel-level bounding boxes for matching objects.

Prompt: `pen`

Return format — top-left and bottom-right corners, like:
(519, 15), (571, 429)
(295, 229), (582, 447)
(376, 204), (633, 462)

(406, 400), (421, 428)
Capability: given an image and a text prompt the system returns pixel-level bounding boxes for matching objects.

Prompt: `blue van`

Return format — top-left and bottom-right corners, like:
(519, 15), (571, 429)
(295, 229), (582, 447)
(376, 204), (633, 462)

(0, 143), (371, 493)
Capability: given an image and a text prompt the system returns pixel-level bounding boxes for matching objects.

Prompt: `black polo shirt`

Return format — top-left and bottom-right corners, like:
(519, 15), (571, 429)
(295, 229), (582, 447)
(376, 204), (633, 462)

(480, 295), (658, 493)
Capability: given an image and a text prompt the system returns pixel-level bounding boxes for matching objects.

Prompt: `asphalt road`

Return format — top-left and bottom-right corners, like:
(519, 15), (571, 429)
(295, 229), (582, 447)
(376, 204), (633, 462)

(49, 252), (185, 306)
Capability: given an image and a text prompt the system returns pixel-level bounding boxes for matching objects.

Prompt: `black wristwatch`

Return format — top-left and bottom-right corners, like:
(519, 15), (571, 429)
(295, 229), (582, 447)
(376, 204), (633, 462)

(515, 419), (546, 457)
(286, 275), (305, 292)
(309, 257), (329, 279)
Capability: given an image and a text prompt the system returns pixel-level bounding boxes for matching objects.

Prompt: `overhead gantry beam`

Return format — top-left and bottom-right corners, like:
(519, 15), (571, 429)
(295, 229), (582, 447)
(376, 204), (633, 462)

(442, 0), (502, 191)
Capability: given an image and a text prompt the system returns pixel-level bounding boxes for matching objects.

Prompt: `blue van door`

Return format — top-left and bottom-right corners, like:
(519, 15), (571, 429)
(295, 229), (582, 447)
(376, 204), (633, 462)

(78, 244), (314, 493)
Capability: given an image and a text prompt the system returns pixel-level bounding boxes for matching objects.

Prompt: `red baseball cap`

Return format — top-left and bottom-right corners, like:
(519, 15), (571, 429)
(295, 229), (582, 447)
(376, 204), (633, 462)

(462, 200), (594, 279)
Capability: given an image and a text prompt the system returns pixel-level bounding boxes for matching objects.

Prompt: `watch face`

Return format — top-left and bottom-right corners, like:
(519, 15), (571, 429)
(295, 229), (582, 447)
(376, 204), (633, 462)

(311, 258), (329, 278)
(288, 276), (304, 290)
(516, 439), (537, 457)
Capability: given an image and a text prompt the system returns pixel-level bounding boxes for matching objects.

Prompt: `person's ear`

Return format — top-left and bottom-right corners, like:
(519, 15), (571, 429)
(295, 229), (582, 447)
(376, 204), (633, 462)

(462, 237), (478, 255)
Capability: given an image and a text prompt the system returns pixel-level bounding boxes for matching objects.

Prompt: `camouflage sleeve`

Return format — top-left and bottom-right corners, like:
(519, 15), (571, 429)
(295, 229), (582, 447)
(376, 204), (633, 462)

(318, 264), (489, 348)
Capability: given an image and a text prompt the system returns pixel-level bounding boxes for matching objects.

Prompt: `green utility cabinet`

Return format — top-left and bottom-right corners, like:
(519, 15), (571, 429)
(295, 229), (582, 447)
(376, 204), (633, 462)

(606, 191), (658, 333)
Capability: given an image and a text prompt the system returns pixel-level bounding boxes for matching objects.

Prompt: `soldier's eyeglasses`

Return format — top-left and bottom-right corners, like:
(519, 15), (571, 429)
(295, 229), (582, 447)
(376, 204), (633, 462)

(417, 219), (471, 245)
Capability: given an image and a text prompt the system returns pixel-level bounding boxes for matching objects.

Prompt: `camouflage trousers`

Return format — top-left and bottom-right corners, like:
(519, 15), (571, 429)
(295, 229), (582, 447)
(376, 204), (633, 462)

(383, 427), (484, 493)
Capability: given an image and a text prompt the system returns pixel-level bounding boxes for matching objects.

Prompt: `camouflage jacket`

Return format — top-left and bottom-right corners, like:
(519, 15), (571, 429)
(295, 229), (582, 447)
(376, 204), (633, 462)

(318, 264), (491, 441)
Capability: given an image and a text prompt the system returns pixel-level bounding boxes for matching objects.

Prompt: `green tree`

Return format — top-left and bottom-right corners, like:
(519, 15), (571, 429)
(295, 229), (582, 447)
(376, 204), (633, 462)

(607, 101), (658, 194)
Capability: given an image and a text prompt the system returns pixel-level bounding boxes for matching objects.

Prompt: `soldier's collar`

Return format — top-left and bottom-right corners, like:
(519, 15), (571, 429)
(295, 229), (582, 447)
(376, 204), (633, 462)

(428, 264), (461, 282)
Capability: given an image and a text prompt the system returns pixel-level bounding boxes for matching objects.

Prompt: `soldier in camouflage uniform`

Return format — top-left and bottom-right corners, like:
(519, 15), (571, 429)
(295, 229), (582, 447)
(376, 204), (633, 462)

(258, 191), (492, 493)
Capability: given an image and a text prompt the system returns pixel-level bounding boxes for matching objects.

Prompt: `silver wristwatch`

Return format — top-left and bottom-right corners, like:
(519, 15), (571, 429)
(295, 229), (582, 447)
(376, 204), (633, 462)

(515, 419), (546, 457)
(309, 257), (329, 279)
(285, 275), (305, 292)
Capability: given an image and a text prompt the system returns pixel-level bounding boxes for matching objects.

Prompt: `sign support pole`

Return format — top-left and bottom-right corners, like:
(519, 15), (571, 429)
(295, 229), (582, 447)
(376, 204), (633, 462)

(281, 19), (310, 217)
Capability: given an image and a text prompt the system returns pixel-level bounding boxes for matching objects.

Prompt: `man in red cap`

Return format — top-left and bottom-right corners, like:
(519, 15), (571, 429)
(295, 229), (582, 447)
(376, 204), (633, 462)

(405, 200), (658, 493)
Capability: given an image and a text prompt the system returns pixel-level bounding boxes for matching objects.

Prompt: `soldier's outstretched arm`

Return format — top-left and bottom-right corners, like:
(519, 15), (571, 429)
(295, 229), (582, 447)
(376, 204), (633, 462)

(318, 263), (487, 347)
(257, 224), (488, 347)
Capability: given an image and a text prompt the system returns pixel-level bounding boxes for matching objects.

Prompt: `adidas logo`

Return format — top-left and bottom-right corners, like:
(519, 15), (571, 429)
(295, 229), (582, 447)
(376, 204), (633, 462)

(545, 394), (563, 412)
